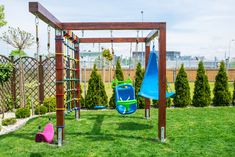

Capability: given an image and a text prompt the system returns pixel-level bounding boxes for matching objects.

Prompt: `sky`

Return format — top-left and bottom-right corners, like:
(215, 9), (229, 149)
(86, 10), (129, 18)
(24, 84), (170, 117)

(0, 0), (235, 60)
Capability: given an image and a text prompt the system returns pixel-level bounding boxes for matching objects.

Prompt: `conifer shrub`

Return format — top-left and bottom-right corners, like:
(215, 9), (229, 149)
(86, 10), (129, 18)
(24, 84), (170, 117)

(173, 64), (191, 107)
(86, 64), (108, 109)
(192, 61), (211, 107)
(213, 61), (231, 106)
(134, 63), (145, 109)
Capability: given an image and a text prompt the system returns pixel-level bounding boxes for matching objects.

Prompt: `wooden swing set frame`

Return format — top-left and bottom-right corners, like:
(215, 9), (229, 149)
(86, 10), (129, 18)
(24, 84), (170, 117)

(29, 2), (167, 145)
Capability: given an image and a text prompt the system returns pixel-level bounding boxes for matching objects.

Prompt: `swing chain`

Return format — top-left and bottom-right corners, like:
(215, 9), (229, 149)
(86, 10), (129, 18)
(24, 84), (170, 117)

(110, 30), (114, 54)
(129, 42), (132, 73)
(47, 25), (51, 58)
(82, 30), (84, 37)
(35, 15), (39, 60)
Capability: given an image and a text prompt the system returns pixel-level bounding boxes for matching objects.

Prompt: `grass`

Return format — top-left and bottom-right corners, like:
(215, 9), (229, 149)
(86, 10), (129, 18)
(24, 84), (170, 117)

(0, 107), (235, 157)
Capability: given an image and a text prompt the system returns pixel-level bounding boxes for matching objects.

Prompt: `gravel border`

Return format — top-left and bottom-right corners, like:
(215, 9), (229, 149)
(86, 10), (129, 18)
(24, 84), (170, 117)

(0, 112), (39, 136)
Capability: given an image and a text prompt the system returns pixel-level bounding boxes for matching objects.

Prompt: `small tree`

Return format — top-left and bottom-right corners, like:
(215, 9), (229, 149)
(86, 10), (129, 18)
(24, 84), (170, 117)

(134, 63), (145, 108)
(9, 50), (27, 58)
(109, 57), (124, 108)
(213, 61), (231, 106)
(192, 61), (211, 107)
(102, 48), (113, 61)
(115, 57), (124, 81)
(1, 27), (34, 107)
(0, 5), (7, 28)
(0, 63), (13, 119)
(85, 64), (108, 109)
(173, 64), (191, 107)
(233, 79), (235, 106)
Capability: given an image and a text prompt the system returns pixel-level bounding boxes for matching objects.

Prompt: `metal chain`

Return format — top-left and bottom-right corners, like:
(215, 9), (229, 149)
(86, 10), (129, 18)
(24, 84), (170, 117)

(82, 30), (84, 37)
(110, 30), (114, 54)
(35, 15), (39, 61)
(35, 15), (41, 130)
(129, 42), (132, 73)
(47, 25), (51, 58)
(136, 30), (139, 52)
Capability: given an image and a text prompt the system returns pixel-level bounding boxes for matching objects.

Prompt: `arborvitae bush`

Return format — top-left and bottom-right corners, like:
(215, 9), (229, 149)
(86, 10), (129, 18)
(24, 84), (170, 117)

(213, 61), (231, 106)
(192, 61), (211, 107)
(43, 96), (56, 112)
(173, 64), (191, 107)
(109, 58), (124, 108)
(79, 87), (85, 108)
(85, 64), (108, 109)
(134, 63), (145, 109)
(233, 80), (235, 106)
(35, 105), (48, 115)
(115, 57), (124, 81)
(15, 108), (30, 118)
(152, 83), (172, 108)
(152, 98), (172, 108)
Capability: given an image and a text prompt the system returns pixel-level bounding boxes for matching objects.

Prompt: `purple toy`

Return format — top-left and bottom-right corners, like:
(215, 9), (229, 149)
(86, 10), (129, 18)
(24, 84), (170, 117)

(35, 123), (54, 143)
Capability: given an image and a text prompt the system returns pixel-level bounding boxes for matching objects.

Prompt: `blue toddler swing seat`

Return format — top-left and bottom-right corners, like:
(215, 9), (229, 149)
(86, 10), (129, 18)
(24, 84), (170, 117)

(115, 83), (137, 115)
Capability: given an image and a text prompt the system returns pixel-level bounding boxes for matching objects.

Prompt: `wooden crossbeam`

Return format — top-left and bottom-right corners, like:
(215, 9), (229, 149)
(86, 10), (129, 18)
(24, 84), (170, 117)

(61, 22), (165, 30)
(79, 37), (145, 43)
(29, 2), (62, 29)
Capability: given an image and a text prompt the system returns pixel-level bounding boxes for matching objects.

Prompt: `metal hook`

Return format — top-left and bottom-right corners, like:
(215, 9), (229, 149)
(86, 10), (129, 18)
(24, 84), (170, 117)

(35, 15), (39, 25)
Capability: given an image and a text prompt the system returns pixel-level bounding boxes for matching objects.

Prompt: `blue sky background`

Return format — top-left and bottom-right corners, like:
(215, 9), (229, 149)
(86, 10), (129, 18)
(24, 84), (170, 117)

(0, 0), (234, 59)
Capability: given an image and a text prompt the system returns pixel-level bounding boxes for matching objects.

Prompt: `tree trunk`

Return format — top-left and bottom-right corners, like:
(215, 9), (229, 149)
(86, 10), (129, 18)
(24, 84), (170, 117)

(19, 54), (25, 108)
(0, 87), (4, 119)
(103, 58), (106, 82)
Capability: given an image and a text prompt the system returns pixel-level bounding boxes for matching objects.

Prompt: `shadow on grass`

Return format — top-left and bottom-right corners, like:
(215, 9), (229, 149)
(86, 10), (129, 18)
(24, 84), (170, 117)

(30, 152), (43, 157)
(84, 113), (145, 120)
(117, 122), (153, 131)
(68, 131), (158, 142)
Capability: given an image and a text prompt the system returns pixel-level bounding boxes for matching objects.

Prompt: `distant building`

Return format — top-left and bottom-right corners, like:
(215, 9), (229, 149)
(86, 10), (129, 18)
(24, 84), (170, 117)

(132, 51), (181, 65)
(166, 51), (180, 60)
(80, 50), (118, 68)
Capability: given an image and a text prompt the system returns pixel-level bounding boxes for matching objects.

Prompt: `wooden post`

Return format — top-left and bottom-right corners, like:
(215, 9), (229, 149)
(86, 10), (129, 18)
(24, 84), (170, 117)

(145, 42), (151, 119)
(38, 55), (44, 104)
(158, 24), (167, 142)
(75, 43), (80, 120)
(10, 56), (16, 108)
(55, 29), (64, 146)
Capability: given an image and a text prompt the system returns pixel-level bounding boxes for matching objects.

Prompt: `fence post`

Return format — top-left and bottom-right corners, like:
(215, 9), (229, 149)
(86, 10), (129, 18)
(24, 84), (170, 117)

(10, 56), (16, 108)
(38, 55), (44, 104)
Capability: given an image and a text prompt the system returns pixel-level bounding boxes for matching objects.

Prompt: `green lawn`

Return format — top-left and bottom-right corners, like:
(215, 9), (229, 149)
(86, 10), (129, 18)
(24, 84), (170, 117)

(0, 107), (235, 157)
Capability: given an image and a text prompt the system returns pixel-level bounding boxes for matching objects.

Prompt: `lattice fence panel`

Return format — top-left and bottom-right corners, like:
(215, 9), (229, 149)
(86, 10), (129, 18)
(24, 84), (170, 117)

(0, 55), (12, 109)
(15, 57), (39, 106)
(43, 57), (56, 98)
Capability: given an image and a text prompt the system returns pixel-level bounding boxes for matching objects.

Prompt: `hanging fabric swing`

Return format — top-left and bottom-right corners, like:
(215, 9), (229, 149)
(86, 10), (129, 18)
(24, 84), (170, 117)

(138, 47), (175, 100)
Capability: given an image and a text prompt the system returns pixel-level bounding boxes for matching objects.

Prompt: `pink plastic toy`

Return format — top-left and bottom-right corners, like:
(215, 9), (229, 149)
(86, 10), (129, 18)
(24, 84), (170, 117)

(35, 123), (54, 143)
